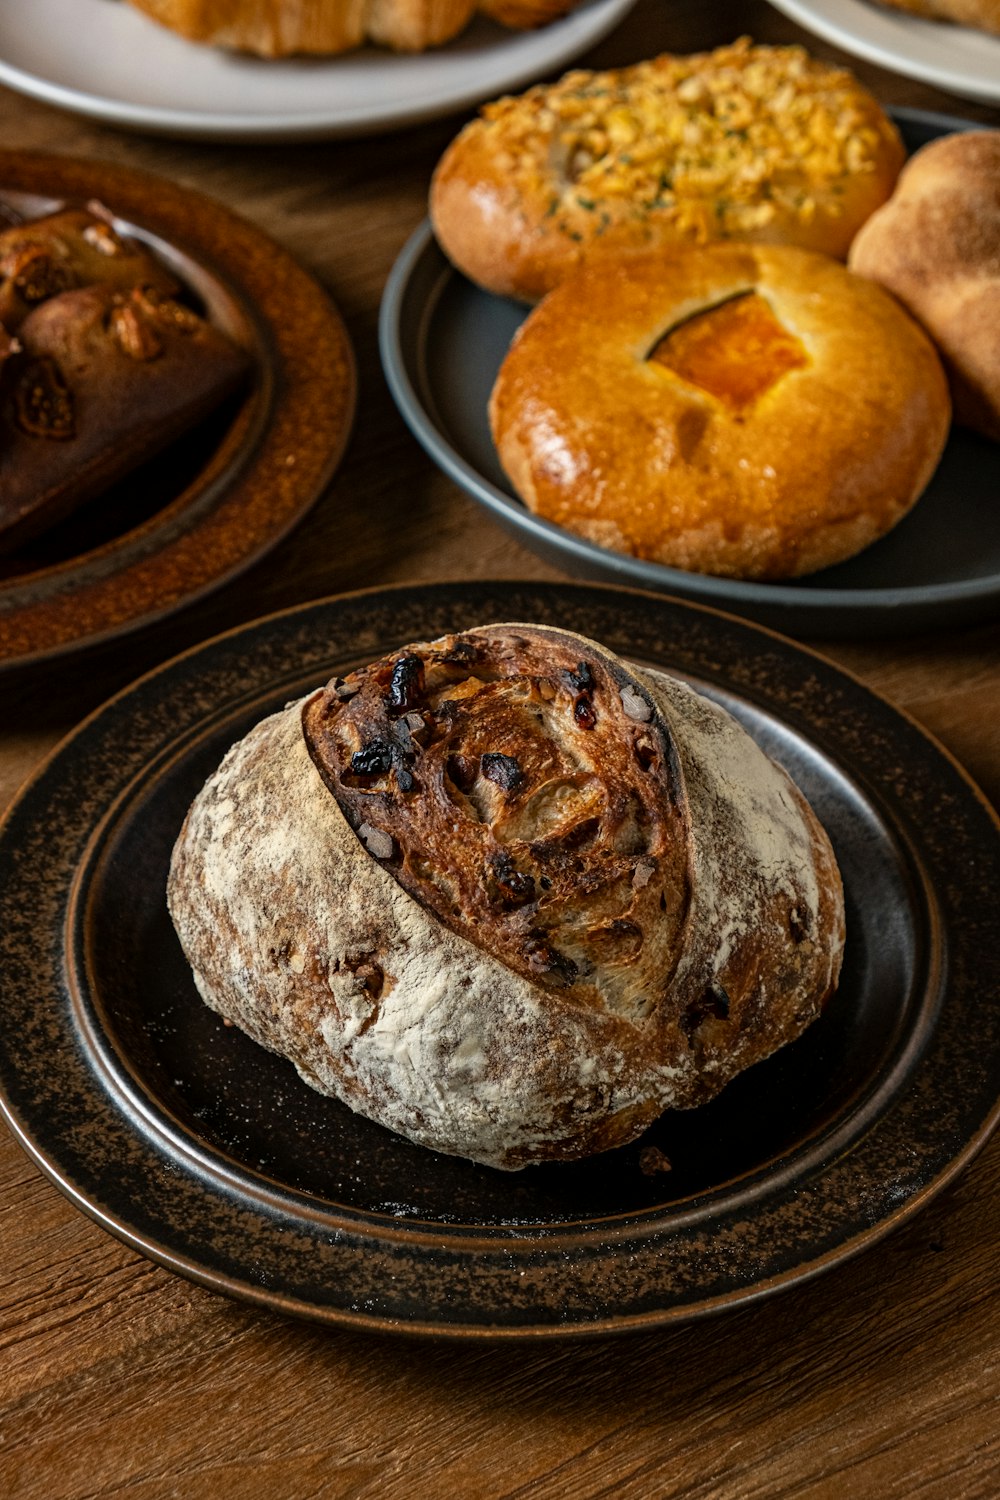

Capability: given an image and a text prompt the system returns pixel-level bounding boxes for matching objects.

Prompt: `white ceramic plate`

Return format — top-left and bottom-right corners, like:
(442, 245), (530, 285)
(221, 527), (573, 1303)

(0, 0), (636, 141)
(765, 0), (1000, 105)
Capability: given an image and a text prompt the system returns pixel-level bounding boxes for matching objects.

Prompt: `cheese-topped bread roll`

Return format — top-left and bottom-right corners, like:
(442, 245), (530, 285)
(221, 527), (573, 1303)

(489, 244), (951, 580)
(167, 624), (846, 1171)
(430, 39), (906, 302)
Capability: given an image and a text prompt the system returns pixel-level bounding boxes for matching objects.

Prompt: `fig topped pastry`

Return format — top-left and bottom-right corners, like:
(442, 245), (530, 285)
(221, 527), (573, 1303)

(0, 206), (178, 331)
(168, 625), (845, 1171)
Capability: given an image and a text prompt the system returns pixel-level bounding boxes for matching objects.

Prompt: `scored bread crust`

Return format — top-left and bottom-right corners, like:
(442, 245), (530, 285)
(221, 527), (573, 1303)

(848, 130), (1000, 443)
(429, 39), (906, 303)
(167, 625), (845, 1171)
(488, 243), (951, 581)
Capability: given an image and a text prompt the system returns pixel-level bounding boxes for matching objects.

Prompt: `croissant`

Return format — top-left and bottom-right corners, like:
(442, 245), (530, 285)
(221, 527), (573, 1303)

(167, 624), (845, 1170)
(124, 0), (579, 57)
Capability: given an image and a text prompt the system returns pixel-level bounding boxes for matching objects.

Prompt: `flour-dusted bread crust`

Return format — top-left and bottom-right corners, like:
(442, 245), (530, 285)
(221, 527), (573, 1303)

(489, 244), (951, 580)
(429, 39), (906, 303)
(168, 626), (845, 1170)
(848, 130), (1000, 443)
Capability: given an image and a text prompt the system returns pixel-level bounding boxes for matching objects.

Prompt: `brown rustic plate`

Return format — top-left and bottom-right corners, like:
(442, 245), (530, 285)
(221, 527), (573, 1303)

(1, 580), (999, 1338)
(0, 150), (356, 670)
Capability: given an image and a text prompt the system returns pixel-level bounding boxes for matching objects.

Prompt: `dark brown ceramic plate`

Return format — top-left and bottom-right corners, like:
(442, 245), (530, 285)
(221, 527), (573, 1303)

(1, 581), (998, 1338)
(0, 151), (356, 670)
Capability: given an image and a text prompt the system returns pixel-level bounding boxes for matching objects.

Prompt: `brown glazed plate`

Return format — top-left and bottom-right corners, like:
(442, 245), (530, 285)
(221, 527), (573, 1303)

(0, 150), (356, 671)
(1, 580), (999, 1339)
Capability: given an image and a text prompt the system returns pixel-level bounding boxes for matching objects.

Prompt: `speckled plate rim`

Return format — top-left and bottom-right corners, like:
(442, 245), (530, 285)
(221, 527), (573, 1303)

(1, 580), (998, 1340)
(378, 108), (1000, 640)
(0, 150), (356, 672)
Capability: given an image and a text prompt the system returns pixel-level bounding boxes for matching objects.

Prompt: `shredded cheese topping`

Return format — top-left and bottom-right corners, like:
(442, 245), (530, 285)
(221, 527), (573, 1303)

(477, 38), (897, 243)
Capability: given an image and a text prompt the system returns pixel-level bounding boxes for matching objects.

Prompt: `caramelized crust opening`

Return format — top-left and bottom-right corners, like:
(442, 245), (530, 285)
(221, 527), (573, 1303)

(648, 291), (810, 411)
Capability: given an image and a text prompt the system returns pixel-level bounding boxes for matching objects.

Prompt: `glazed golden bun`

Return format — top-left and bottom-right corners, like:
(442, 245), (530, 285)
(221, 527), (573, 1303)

(124, 0), (578, 55)
(167, 625), (845, 1171)
(849, 130), (1000, 442)
(489, 244), (951, 580)
(430, 39), (906, 303)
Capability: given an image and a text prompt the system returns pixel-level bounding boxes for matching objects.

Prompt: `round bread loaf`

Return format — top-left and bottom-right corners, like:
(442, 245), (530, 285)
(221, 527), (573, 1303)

(848, 130), (1000, 443)
(430, 39), (906, 303)
(167, 624), (845, 1171)
(488, 244), (951, 580)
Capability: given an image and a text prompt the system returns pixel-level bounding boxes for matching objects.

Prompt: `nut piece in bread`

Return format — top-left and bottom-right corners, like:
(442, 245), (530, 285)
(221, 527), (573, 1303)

(488, 244), (951, 580)
(848, 130), (1000, 443)
(167, 624), (845, 1171)
(430, 39), (906, 303)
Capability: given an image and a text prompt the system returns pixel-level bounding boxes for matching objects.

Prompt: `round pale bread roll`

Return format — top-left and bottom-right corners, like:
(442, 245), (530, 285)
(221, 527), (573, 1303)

(430, 38), (906, 303)
(167, 624), (845, 1171)
(489, 244), (951, 580)
(848, 130), (1000, 443)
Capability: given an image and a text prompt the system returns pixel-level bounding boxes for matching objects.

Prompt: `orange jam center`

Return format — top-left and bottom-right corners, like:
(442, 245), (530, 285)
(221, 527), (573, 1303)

(649, 291), (808, 411)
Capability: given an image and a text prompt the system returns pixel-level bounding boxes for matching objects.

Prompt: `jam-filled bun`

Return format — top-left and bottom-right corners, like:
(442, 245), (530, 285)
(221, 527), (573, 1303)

(489, 244), (951, 580)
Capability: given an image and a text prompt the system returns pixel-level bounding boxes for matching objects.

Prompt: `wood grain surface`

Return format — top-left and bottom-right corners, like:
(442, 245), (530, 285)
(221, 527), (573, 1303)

(1, 1), (998, 1495)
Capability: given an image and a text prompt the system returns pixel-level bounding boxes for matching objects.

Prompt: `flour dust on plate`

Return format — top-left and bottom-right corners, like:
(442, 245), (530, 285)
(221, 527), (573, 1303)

(0, 581), (998, 1336)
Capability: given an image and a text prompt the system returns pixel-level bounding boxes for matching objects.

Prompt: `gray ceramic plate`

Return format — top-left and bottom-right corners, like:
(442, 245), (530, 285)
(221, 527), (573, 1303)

(1, 581), (998, 1338)
(380, 110), (1000, 640)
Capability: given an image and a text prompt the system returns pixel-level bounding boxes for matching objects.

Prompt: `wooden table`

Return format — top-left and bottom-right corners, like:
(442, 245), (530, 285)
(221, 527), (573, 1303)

(2, 2), (998, 1494)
